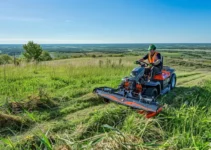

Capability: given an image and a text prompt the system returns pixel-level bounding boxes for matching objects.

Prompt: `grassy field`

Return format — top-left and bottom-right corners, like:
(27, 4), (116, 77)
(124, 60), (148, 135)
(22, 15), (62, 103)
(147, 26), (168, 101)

(0, 52), (211, 149)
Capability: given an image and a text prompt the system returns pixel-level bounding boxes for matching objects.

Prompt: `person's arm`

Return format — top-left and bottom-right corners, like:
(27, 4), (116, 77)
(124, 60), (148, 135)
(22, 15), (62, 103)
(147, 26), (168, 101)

(153, 53), (161, 65)
(140, 54), (148, 61)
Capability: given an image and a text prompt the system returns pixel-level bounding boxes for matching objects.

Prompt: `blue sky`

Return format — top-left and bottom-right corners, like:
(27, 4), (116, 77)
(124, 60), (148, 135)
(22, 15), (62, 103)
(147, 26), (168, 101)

(0, 0), (211, 44)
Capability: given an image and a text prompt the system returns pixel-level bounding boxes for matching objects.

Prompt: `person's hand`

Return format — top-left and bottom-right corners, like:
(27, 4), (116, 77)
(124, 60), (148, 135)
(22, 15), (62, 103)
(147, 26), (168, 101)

(139, 59), (144, 62)
(134, 60), (140, 64)
(149, 63), (154, 67)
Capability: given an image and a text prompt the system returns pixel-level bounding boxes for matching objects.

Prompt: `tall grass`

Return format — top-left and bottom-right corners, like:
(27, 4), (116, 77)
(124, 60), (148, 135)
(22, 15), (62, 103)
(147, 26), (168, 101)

(0, 56), (211, 149)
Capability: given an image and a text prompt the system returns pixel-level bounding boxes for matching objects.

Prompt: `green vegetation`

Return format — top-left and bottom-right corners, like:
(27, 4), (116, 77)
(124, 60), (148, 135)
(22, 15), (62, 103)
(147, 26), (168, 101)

(0, 49), (211, 149)
(23, 41), (52, 62)
(23, 41), (43, 61)
(0, 54), (13, 65)
(40, 51), (52, 61)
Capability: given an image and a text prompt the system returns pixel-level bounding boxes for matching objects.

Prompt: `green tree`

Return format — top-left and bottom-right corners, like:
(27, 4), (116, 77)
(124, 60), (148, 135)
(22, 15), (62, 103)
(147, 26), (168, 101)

(23, 41), (43, 61)
(40, 51), (52, 61)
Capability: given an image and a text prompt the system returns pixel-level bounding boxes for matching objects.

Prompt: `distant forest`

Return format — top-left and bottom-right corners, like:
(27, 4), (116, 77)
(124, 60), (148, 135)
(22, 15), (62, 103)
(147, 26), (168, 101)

(0, 43), (211, 55)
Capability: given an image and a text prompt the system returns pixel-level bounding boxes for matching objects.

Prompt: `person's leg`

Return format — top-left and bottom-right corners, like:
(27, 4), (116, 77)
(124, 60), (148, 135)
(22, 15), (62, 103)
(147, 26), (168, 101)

(150, 67), (161, 80)
(144, 68), (151, 80)
(144, 68), (151, 76)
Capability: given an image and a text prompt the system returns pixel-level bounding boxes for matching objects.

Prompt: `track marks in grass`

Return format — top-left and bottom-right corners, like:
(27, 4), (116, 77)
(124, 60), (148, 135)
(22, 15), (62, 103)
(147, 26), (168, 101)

(78, 105), (130, 140)
(52, 104), (111, 134)
(6, 105), (109, 147)
(177, 72), (201, 79)
(182, 75), (211, 87)
(160, 79), (211, 109)
(38, 96), (105, 121)
(177, 74), (206, 86)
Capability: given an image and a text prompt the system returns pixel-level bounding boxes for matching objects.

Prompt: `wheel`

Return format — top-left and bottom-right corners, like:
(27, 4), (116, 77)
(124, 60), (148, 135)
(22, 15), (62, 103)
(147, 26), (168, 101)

(170, 74), (176, 89)
(143, 87), (158, 98)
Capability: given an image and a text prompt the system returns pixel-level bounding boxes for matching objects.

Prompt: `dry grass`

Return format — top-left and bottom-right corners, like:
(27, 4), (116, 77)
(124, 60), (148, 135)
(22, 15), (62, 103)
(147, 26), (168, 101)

(0, 113), (24, 128)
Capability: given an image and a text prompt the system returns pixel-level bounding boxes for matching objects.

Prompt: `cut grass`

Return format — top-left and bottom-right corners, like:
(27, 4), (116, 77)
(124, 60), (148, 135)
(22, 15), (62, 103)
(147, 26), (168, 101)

(1, 54), (211, 149)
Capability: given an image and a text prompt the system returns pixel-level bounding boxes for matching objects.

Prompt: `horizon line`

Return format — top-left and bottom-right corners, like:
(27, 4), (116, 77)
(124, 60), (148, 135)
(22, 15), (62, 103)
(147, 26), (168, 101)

(0, 42), (211, 45)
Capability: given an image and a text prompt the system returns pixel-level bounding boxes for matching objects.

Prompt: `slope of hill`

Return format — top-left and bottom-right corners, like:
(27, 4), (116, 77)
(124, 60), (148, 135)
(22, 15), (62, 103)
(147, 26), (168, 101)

(0, 55), (211, 149)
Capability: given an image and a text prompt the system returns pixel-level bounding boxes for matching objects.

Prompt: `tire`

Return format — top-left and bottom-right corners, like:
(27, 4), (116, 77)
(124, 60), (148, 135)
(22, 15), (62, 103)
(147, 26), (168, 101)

(170, 74), (176, 89)
(143, 87), (158, 98)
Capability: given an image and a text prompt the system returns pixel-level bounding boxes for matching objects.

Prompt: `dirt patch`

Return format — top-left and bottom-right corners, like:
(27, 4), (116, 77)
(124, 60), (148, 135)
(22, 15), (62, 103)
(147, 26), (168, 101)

(8, 95), (58, 114)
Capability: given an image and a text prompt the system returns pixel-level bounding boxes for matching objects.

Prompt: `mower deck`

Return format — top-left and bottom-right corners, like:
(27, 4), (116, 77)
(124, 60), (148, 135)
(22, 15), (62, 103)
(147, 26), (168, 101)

(94, 87), (161, 112)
